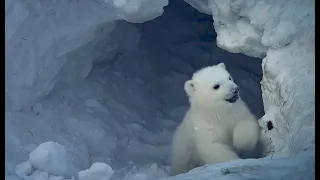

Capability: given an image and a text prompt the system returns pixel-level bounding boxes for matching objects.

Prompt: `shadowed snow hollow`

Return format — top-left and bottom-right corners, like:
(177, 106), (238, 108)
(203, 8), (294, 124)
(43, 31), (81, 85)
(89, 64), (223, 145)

(5, 0), (168, 111)
(5, 0), (314, 179)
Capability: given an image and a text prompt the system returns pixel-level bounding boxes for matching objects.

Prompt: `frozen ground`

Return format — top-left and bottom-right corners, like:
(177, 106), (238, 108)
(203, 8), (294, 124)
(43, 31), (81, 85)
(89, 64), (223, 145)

(5, 0), (314, 179)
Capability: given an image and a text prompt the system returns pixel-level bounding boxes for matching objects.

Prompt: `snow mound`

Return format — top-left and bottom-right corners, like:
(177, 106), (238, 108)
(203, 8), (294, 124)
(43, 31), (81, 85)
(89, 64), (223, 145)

(29, 141), (69, 176)
(6, 66), (175, 179)
(14, 142), (77, 179)
(14, 142), (115, 180)
(14, 142), (169, 180)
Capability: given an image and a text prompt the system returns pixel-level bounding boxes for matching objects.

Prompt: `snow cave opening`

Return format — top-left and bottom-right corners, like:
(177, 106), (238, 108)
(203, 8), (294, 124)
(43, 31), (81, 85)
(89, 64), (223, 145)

(5, 0), (314, 179)
(7, 0), (265, 178)
(94, 0), (265, 119)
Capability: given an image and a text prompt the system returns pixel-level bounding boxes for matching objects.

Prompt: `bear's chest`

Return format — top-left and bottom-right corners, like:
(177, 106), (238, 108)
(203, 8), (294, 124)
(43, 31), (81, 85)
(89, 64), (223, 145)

(191, 111), (238, 129)
(191, 120), (233, 144)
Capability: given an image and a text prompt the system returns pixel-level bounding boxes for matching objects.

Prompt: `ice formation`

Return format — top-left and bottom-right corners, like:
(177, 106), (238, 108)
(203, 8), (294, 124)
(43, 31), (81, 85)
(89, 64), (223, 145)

(5, 0), (314, 179)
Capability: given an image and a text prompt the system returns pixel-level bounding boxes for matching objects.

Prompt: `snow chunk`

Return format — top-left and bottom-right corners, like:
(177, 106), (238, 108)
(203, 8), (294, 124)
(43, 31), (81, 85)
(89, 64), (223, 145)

(15, 161), (33, 179)
(29, 141), (69, 176)
(78, 162), (114, 180)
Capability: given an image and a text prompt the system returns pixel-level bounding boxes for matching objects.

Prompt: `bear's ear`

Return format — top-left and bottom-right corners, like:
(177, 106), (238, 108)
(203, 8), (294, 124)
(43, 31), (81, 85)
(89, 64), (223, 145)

(217, 63), (226, 69)
(184, 80), (195, 96)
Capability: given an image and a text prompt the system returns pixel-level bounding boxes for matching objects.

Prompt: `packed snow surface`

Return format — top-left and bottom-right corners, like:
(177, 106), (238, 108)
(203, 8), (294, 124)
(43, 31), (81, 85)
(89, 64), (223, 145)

(5, 0), (314, 179)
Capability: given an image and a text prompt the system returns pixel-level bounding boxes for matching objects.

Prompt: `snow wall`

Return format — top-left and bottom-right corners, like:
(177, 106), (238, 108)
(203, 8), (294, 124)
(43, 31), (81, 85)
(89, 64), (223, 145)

(5, 0), (314, 179)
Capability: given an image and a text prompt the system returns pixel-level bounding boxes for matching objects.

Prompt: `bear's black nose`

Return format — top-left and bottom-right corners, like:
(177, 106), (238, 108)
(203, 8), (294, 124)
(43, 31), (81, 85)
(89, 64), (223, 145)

(234, 86), (240, 94)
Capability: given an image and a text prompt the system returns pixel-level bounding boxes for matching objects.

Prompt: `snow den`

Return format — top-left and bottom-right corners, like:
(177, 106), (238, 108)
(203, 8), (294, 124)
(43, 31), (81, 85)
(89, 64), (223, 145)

(5, 0), (314, 180)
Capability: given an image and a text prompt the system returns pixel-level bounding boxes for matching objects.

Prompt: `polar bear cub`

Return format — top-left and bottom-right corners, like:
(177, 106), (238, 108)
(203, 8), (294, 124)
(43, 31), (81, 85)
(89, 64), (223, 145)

(171, 63), (260, 175)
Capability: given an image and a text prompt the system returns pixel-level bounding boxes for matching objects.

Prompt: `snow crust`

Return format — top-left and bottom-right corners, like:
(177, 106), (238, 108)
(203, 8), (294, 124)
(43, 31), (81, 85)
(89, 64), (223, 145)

(5, 0), (314, 179)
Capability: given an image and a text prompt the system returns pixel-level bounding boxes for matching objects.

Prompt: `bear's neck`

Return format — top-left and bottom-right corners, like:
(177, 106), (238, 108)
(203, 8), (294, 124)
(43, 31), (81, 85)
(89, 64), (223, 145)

(190, 99), (241, 115)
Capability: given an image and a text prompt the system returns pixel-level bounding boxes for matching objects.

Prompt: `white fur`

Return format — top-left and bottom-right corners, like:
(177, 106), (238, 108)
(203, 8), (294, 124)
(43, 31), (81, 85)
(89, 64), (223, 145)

(171, 63), (260, 175)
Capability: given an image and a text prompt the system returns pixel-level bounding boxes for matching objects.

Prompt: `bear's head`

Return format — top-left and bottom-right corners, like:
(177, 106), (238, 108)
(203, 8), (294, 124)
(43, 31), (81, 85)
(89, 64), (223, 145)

(184, 63), (240, 108)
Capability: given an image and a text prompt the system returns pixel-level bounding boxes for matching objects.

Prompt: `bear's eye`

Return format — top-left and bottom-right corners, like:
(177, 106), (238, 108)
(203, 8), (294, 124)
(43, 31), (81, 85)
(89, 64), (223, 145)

(213, 84), (220, 90)
(229, 77), (232, 80)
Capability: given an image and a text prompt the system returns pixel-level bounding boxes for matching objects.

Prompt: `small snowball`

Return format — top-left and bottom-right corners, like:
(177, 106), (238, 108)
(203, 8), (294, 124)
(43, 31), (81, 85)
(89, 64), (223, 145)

(29, 141), (68, 176)
(15, 161), (33, 179)
(78, 162), (114, 180)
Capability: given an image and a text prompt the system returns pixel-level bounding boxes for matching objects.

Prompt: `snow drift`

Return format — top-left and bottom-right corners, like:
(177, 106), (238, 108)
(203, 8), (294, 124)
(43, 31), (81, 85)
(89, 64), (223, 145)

(5, 0), (314, 179)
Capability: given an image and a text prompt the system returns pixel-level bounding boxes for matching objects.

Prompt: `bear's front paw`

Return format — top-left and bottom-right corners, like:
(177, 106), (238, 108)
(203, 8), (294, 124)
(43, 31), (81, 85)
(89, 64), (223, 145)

(233, 120), (259, 151)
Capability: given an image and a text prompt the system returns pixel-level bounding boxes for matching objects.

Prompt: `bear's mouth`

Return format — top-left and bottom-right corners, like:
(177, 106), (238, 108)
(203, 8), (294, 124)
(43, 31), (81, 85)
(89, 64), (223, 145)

(225, 94), (239, 103)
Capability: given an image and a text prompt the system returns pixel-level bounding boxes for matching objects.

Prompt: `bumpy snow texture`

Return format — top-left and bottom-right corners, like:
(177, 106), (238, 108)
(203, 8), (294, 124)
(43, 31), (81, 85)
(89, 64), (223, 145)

(5, 0), (314, 179)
